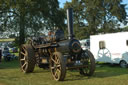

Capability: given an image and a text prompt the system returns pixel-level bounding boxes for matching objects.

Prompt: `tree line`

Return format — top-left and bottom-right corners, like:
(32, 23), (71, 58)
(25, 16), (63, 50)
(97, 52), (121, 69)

(0, 0), (127, 46)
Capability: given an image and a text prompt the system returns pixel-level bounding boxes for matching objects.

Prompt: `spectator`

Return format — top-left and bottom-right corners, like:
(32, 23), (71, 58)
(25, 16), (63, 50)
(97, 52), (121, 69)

(47, 31), (55, 42)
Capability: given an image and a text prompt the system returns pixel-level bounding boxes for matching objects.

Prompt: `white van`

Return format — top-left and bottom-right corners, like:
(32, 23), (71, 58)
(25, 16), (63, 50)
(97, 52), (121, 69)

(90, 32), (128, 68)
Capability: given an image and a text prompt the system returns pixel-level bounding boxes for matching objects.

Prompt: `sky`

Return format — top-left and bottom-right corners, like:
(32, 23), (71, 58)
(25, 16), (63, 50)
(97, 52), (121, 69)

(122, 0), (128, 5)
(58, 0), (71, 8)
(59, 0), (128, 9)
(122, 0), (128, 13)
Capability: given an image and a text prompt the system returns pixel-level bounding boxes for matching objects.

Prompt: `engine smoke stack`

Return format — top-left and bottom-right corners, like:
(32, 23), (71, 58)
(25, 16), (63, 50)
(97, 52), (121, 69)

(67, 8), (74, 40)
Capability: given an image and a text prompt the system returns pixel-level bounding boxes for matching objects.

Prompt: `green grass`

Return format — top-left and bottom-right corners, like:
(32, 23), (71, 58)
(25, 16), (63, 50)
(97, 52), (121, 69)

(0, 61), (128, 85)
(0, 38), (15, 42)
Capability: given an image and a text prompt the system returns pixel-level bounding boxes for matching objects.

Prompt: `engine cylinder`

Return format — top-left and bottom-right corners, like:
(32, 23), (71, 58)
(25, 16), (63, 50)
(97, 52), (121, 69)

(56, 39), (81, 54)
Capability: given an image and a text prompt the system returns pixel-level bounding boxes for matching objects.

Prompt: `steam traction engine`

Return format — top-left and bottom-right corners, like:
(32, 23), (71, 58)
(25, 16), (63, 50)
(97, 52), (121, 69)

(19, 8), (95, 81)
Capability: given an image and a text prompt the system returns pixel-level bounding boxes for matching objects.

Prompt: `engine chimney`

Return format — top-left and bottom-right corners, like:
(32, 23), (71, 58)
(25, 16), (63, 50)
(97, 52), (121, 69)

(67, 8), (74, 40)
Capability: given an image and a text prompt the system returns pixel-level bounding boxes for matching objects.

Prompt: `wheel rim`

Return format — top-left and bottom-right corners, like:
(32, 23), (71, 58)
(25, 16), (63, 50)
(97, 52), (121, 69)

(20, 45), (28, 72)
(51, 53), (61, 80)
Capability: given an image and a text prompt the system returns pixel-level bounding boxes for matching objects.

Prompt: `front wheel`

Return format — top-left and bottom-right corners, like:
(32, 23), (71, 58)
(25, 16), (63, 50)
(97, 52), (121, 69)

(79, 50), (95, 76)
(50, 52), (66, 81)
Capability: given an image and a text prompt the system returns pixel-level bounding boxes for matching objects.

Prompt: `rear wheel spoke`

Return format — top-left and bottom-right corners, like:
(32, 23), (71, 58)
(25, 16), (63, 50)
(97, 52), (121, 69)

(22, 62), (27, 68)
(57, 65), (61, 68)
(55, 69), (60, 77)
(57, 69), (61, 73)
(51, 66), (55, 70)
(20, 52), (26, 56)
(22, 47), (26, 52)
(20, 57), (25, 61)
(55, 70), (58, 78)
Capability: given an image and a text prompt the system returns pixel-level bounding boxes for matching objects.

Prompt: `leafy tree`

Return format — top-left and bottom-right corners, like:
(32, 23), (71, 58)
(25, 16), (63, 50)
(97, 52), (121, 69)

(64, 0), (89, 39)
(0, 0), (65, 46)
(122, 26), (128, 31)
(64, 0), (127, 38)
(80, 0), (127, 34)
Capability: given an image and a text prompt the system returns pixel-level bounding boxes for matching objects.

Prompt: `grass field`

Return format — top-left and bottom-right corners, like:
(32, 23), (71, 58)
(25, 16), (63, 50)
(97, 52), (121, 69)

(0, 60), (128, 85)
(0, 38), (15, 42)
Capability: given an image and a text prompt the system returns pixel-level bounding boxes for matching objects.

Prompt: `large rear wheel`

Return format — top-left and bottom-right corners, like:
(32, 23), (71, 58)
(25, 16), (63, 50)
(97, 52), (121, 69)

(19, 44), (36, 73)
(50, 52), (66, 81)
(79, 50), (95, 76)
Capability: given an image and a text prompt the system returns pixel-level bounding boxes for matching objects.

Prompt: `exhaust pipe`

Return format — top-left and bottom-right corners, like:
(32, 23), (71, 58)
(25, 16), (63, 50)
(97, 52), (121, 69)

(67, 8), (74, 40)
